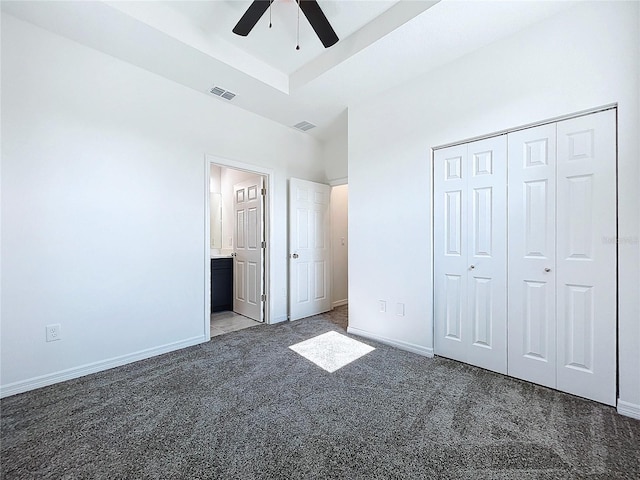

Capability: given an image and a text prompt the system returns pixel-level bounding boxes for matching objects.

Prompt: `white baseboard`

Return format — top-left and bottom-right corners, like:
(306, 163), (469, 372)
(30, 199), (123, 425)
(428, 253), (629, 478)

(617, 400), (640, 420)
(0, 335), (208, 399)
(332, 299), (348, 308)
(347, 326), (434, 358)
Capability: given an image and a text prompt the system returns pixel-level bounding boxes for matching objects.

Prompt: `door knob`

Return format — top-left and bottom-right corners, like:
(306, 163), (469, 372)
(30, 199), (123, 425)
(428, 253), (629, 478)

(292, 253), (299, 259)
(544, 267), (551, 272)
(469, 265), (475, 270)
(231, 252), (237, 257)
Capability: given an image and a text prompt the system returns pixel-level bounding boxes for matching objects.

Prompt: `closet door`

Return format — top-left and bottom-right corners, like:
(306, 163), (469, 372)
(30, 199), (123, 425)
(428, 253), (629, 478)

(556, 110), (617, 406)
(434, 144), (468, 364)
(434, 137), (507, 374)
(507, 124), (557, 388)
(466, 137), (507, 374)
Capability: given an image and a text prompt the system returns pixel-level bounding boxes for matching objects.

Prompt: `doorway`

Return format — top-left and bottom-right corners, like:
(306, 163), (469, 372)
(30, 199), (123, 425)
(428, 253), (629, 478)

(205, 155), (274, 338)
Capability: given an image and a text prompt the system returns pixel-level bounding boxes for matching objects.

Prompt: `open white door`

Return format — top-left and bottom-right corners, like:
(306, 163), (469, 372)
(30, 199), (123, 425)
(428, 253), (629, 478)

(233, 176), (264, 322)
(288, 178), (331, 321)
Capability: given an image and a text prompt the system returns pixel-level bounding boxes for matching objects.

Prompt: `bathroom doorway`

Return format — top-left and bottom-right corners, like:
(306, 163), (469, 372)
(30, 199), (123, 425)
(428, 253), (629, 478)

(205, 155), (273, 338)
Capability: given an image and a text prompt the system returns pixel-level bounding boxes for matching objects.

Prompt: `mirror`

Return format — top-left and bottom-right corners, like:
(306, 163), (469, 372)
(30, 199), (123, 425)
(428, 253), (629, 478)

(210, 193), (222, 249)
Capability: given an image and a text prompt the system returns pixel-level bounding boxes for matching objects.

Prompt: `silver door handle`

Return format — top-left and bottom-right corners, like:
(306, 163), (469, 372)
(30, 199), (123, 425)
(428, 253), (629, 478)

(544, 267), (551, 272)
(231, 252), (237, 257)
(292, 253), (299, 259)
(469, 265), (475, 270)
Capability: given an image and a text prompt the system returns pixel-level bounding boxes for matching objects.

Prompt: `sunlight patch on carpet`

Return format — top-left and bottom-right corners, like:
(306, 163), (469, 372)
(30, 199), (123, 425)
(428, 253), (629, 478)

(288, 331), (375, 373)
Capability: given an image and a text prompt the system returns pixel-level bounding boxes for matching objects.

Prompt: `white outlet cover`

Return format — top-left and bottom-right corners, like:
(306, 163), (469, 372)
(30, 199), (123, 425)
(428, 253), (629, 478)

(289, 331), (375, 373)
(46, 324), (61, 342)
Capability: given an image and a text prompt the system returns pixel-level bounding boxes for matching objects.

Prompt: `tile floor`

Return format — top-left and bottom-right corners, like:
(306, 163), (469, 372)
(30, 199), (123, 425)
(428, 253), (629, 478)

(210, 311), (262, 338)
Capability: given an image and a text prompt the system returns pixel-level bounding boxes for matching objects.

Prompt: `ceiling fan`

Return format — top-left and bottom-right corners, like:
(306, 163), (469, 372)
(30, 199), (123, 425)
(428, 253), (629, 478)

(232, 0), (339, 49)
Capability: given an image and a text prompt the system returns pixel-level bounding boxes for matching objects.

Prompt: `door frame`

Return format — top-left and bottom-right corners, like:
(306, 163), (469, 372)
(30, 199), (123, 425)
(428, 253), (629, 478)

(204, 154), (274, 334)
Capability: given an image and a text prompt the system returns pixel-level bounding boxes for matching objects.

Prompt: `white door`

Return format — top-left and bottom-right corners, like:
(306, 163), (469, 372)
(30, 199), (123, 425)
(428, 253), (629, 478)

(466, 137), (508, 373)
(507, 123), (557, 388)
(556, 110), (617, 406)
(434, 136), (508, 374)
(288, 178), (331, 321)
(434, 143), (468, 363)
(507, 110), (616, 405)
(233, 176), (264, 322)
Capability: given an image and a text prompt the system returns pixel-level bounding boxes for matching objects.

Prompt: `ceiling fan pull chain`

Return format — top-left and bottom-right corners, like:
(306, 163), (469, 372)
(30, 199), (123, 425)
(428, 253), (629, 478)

(296, 0), (300, 50)
(269, 0), (272, 28)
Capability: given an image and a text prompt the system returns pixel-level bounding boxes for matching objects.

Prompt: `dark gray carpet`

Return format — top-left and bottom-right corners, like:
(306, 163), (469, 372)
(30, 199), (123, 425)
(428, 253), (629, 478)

(2, 306), (639, 479)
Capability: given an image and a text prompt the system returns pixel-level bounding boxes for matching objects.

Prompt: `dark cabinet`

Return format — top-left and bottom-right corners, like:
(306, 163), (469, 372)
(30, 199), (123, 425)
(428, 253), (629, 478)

(211, 257), (233, 313)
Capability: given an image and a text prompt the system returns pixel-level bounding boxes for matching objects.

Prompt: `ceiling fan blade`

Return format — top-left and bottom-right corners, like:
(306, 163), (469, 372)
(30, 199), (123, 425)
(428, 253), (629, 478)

(232, 0), (271, 37)
(299, 0), (339, 48)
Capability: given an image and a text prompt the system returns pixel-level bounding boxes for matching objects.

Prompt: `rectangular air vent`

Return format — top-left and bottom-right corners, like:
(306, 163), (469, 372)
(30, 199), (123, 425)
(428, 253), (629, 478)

(209, 85), (236, 100)
(293, 121), (316, 132)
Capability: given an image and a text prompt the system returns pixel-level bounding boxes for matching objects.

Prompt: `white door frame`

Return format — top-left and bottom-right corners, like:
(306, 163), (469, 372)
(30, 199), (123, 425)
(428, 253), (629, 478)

(204, 154), (274, 334)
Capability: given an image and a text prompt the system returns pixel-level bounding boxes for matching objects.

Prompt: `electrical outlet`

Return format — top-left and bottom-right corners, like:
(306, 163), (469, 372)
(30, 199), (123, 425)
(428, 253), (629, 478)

(379, 300), (386, 313)
(46, 324), (61, 342)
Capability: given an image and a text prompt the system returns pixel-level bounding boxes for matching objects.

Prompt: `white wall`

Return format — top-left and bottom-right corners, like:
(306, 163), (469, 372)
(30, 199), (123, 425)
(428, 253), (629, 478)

(210, 165), (222, 195)
(322, 111), (348, 183)
(0, 15), (325, 395)
(348, 1), (640, 414)
(330, 185), (348, 307)
(209, 164), (222, 254)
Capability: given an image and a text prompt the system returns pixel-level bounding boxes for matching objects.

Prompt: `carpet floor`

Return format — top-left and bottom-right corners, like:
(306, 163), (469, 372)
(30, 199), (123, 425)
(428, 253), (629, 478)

(1, 306), (639, 479)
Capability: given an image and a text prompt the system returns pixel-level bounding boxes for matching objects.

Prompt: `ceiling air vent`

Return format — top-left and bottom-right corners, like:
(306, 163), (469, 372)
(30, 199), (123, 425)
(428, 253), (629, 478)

(293, 121), (316, 132)
(209, 85), (236, 101)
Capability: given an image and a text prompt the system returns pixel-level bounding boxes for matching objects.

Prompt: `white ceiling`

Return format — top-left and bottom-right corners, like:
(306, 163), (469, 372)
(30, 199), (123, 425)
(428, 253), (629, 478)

(2, 0), (578, 141)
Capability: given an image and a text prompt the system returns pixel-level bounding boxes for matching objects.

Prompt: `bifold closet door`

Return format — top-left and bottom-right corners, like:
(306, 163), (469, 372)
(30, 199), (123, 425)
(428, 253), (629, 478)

(556, 110), (617, 406)
(508, 109), (617, 406)
(507, 124), (557, 388)
(434, 136), (507, 375)
(434, 143), (467, 363)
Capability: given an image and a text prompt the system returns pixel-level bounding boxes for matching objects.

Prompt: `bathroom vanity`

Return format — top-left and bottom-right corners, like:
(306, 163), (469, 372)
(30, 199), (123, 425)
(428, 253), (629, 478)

(211, 257), (233, 313)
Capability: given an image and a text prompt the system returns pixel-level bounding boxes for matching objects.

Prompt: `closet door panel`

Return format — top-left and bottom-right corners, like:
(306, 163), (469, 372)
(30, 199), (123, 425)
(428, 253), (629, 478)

(556, 110), (617, 406)
(507, 124), (557, 388)
(465, 136), (507, 374)
(434, 145), (468, 363)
